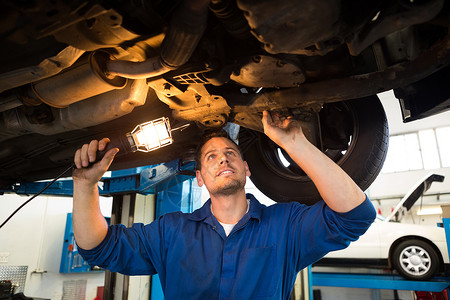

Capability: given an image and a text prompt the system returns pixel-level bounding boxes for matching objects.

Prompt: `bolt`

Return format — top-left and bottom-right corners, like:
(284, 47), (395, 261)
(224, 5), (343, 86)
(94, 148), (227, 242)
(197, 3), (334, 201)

(252, 56), (261, 63)
(276, 60), (286, 67)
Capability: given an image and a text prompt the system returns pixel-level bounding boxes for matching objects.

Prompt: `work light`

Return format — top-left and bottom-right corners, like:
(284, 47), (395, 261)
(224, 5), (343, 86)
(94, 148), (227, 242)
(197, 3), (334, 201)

(96, 117), (188, 161)
(126, 117), (173, 152)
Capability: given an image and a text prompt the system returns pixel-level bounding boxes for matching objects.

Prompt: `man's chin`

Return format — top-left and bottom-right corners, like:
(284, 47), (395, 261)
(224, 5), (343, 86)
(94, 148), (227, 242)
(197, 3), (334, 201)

(212, 182), (245, 197)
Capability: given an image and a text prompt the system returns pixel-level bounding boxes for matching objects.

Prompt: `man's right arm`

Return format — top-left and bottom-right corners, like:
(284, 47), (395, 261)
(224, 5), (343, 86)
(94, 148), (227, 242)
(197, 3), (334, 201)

(72, 138), (118, 250)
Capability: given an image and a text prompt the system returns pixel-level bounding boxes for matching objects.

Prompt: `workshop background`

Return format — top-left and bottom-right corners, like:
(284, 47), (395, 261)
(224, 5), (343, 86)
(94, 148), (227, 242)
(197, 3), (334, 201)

(1, 90), (450, 299)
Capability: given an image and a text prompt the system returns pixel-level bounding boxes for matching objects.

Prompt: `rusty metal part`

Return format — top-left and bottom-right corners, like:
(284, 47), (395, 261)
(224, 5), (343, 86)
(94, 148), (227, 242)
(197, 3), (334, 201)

(0, 46), (85, 93)
(200, 114), (228, 127)
(348, 0), (445, 55)
(0, 79), (148, 140)
(147, 78), (188, 110)
(148, 79), (231, 125)
(51, 5), (140, 51)
(105, 0), (210, 80)
(247, 31), (450, 107)
(161, 0), (211, 68)
(210, 0), (252, 39)
(32, 52), (127, 108)
(106, 56), (174, 79)
(0, 92), (24, 113)
(230, 55), (305, 87)
(172, 93), (231, 126)
(237, 0), (341, 55)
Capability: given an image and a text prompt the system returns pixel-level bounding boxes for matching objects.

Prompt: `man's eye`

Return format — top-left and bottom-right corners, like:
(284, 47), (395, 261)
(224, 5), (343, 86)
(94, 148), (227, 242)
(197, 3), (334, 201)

(207, 154), (215, 160)
(227, 151), (236, 156)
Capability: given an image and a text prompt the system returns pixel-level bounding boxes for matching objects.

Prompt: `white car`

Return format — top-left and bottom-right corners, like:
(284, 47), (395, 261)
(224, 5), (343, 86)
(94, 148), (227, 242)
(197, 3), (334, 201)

(318, 173), (449, 281)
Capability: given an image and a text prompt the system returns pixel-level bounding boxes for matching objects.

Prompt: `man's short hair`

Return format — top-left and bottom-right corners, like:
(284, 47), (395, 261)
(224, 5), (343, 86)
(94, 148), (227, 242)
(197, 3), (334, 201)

(195, 129), (241, 170)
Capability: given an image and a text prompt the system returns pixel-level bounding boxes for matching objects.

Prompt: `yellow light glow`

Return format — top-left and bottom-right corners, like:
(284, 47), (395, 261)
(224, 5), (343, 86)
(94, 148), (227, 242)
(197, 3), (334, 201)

(128, 117), (173, 152)
(134, 130), (146, 145)
(142, 123), (159, 149)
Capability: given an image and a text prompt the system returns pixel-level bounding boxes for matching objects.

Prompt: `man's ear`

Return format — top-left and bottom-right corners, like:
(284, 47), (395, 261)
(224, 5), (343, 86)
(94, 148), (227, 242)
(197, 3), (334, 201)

(244, 161), (251, 177)
(196, 170), (204, 187)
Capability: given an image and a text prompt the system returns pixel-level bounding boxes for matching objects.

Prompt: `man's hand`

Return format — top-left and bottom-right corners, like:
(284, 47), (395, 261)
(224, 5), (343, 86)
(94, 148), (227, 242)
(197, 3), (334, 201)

(261, 110), (366, 212)
(72, 138), (119, 185)
(261, 111), (305, 147)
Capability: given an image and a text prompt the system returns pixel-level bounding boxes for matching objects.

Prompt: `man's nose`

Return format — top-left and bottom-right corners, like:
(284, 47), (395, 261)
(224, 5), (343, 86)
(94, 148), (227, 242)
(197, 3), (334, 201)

(219, 154), (229, 164)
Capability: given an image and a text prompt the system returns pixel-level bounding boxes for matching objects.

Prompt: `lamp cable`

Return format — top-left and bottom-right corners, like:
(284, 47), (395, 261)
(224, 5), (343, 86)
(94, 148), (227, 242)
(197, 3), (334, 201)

(0, 163), (74, 229)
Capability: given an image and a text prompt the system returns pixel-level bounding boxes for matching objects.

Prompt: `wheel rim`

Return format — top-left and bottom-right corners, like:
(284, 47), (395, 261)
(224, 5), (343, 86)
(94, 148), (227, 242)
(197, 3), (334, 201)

(399, 245), (432, 276)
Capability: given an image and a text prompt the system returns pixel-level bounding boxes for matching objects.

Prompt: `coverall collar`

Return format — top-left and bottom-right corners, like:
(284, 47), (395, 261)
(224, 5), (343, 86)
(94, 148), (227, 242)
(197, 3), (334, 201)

(188, 193), (263, 226)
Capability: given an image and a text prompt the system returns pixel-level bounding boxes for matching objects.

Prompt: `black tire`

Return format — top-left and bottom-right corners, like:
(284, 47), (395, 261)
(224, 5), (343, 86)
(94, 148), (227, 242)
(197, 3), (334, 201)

(391, 239), (441, 281)
(239, 95), (389, 205)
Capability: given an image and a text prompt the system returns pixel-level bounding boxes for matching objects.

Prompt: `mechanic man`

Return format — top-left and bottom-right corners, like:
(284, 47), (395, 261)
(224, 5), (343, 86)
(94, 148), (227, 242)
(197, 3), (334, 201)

(72, 111), (376, 299)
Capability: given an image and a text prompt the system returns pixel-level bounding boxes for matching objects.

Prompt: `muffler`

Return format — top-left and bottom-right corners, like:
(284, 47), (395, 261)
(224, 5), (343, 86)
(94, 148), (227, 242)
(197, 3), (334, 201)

(31, 52), (127, 108)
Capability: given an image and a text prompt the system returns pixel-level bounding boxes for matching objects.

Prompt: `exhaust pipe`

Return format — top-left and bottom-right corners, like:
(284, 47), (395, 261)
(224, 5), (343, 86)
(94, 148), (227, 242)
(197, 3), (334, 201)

(0, 79), (149, 140)
(31, 52), (127, 108)
(105, 0), (211, 79)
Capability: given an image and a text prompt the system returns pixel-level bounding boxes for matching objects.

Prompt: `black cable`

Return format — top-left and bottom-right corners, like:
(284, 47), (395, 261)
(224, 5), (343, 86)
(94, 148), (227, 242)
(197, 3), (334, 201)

(0, 163), (74, 229)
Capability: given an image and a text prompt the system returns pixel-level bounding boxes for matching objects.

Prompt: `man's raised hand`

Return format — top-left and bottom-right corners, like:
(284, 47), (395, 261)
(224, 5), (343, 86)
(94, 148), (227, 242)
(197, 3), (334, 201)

(73, 138), (119, 184)
(261, 111), (305, 147)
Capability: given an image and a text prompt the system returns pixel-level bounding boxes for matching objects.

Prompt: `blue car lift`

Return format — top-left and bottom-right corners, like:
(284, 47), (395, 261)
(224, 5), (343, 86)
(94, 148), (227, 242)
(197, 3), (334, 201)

(8, 159), (196, 198)
(311, 220), (450, 296)
(4, 159), (200, 300)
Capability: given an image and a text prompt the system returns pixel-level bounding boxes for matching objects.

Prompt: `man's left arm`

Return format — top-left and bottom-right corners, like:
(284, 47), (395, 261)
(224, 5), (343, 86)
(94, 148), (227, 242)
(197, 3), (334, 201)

(261, 111), (366, 213)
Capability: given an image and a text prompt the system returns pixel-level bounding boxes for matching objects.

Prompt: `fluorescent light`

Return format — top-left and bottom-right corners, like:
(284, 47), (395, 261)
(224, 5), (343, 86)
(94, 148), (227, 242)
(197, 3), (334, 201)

(416, 207), (443, 216)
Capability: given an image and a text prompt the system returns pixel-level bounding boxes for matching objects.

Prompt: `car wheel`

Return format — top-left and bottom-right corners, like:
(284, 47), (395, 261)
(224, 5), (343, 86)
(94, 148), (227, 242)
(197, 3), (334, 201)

(239, 95), (389, 205)
(392, 239), (440, 281)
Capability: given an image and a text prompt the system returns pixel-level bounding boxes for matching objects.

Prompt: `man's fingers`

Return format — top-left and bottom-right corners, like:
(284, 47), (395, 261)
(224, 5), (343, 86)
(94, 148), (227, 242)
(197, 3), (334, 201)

(74, 149), (82, 169)
(75, 138), (107, 168)
(263, 110), (293, 129)
(262, 111), (272, 126)
(88, 140), (99, 163)
(80, 144), (90, 167)
(271, 112), (281, 124)
(98, 138), (111, 151)
(97, 148), (119, 170)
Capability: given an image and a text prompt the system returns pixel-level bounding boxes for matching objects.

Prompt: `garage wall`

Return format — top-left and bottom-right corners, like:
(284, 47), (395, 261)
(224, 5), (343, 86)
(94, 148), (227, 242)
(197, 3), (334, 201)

(0, 193), (112, 299)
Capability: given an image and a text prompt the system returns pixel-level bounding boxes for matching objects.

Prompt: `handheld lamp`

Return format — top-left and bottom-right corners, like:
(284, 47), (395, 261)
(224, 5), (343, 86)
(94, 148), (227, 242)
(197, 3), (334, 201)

(93, 117), (190, 164)
(0, 117), (186, 230)
(126, 117), (173, 152)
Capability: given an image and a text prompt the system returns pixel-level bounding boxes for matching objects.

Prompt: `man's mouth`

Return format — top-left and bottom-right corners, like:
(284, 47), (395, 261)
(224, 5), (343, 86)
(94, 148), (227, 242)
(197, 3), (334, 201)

(217, 169), (233, 176)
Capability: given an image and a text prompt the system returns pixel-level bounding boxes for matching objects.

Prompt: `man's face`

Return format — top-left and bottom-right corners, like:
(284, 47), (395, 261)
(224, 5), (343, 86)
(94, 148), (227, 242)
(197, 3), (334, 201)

(196, 137), (251, 197)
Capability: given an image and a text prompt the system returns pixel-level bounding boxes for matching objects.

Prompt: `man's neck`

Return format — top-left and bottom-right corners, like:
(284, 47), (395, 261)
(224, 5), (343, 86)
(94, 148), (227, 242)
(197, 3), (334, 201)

(210, 191), (248, 224)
